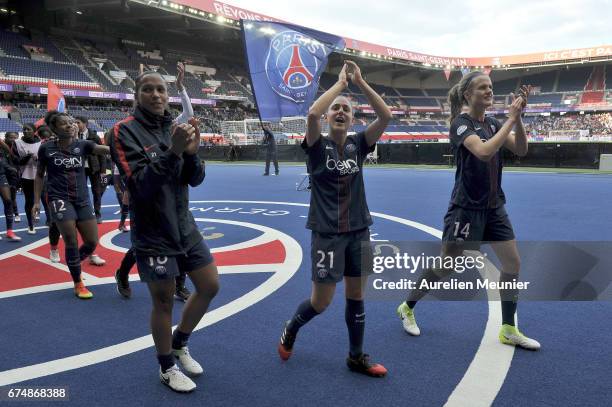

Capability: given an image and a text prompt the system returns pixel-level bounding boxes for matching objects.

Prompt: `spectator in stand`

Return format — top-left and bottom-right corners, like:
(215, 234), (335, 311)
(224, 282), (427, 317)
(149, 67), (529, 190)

(524, 113), (612, 136)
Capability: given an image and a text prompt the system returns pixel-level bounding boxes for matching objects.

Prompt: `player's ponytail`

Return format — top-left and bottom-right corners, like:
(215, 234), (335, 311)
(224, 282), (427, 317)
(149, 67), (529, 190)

(447, 71), (485, 124)
(448, 84), (463, 125)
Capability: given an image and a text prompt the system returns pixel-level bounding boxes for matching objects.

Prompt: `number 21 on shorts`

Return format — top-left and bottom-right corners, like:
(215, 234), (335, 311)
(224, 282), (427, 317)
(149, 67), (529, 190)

(316, 250), (334, 269)
(454, 222), (470, 239)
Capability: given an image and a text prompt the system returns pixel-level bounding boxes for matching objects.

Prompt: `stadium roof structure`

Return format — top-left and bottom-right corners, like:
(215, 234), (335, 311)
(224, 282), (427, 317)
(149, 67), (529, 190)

(22, 0), (611, 73)
(114, 0), (610, 70)
(3, 0), (609, 106)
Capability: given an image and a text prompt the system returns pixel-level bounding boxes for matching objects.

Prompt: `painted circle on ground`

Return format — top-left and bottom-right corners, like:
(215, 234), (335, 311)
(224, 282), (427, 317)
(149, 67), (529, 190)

(0, 200), (511, 407)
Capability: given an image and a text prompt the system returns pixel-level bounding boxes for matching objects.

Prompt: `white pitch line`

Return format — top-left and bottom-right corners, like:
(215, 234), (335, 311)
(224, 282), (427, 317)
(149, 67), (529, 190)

(344, 210), (512, 407)
(0, 265), (281, 299)
(189, 201), (513, 406)
(218, 264), (277, 274)
(19, 252), (99, 282)
(98, 218), (279, 255)
(0, 217), (302, 386)
(443, 254), (515, 407)
(1, 200), (514, 406)
(0, 231), (53, 260)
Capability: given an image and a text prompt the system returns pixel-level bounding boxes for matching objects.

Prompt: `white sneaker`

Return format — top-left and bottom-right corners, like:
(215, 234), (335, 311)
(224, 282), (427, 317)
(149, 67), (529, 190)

(89, 254), (106, 266)
(173, 346), (203, 376)
(397, 302), (421, 336)
(27, 228), (36, 235)
(50, 249), (61, 263)
(159, 365), (196, 393)
(499, 325), (541, 351)
(14, 215), (21, 222)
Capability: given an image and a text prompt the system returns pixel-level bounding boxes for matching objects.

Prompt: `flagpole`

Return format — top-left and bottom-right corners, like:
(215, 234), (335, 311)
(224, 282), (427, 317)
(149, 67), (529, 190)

(239, 19), (266, 130)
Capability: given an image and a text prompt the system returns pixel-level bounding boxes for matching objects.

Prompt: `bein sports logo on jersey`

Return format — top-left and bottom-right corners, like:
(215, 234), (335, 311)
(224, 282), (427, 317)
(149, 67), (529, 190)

(54, 156), (83, 169)
(326, 156), (359, 176)
(265, 31), (326, 103)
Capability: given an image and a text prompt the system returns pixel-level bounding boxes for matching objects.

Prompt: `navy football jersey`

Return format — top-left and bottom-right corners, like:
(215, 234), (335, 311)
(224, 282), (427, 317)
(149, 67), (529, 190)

(302, 132), (375, 233)
(0, 151), (7, 176)
(449, 113), (506, 209)
(38, 139), (95, 203)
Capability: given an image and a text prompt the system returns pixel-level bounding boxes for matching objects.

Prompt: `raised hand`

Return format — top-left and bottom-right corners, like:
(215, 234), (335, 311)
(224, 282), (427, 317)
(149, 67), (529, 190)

(185, 117), (201, 155)
(170, 123), (195, 155)
(344, 60), (363, 84)
(32, 202), (40, 223)
(338, 63), (348, 87)
(176, 62), (185, 92)
(508, 93), (525, 121)
(517, 84), (532, 108)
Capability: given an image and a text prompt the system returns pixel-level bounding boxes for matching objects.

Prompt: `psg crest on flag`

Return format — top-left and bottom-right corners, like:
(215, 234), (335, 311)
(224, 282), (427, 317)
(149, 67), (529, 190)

(265, 30), (326, 103)
(241, 20), (344, 121)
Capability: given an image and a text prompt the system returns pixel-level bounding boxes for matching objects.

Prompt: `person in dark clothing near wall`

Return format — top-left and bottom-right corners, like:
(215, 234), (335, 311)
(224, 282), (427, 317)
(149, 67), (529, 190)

(2, 131), (20, 222)
(262, 123), (279, 176)
(75, 116), (107, 224)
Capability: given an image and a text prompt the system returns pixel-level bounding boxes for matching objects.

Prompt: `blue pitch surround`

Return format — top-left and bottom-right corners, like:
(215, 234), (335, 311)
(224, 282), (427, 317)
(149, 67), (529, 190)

(0, 164), (610, 406)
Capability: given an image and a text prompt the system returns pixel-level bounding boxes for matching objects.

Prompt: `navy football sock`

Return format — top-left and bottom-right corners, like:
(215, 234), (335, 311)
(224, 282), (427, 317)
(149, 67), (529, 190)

(157, 353), (174, 373)
(172, 329), (191, 350)
(345, 298), (365, 357)
(287, 299), (319, 335)
(78, 243), (96, 261)
(66, 246), (81, 283)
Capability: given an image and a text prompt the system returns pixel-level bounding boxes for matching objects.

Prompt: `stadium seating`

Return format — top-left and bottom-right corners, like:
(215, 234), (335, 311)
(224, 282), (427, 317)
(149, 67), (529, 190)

(0, 29), (70, 63)
(0, 117), (22, 132)
(396, 88), (424, 96)
(61, 47), (92, 67)
(581, 91), (604, 104)
(0, 56), (97, 88)
(492, 78), (518, 94)
(425, 89), (448, 97)
(521, 71), (556, 92)
(557, 66), (592, 91)
(0, 26), (609, 145)
(584, 66), (605, 91)
(402, 97), (439, 107)
(528, 93), (563, 105)
(81, 66), (127, 93)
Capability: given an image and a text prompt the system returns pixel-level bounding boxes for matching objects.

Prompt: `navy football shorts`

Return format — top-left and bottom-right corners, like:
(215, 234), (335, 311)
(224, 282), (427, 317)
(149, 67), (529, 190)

(136, 240), (214, 283)
(310, 228), (373, 283)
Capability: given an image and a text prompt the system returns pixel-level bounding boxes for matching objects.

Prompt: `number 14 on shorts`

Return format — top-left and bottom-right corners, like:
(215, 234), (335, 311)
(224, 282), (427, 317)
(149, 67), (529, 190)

(454, 222), (471, 239)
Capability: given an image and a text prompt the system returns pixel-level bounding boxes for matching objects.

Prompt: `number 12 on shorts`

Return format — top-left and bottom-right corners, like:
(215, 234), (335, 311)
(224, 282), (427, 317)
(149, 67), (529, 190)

(52, 200), (66, 213)
(454, 222), (470, 239)
(316, 250), (334, 269)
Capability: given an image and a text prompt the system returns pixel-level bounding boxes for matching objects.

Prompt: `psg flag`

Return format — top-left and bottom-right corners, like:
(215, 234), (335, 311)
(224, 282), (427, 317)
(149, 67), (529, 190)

(47, 80), (65, 112)
(241, 20), (345, 122)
